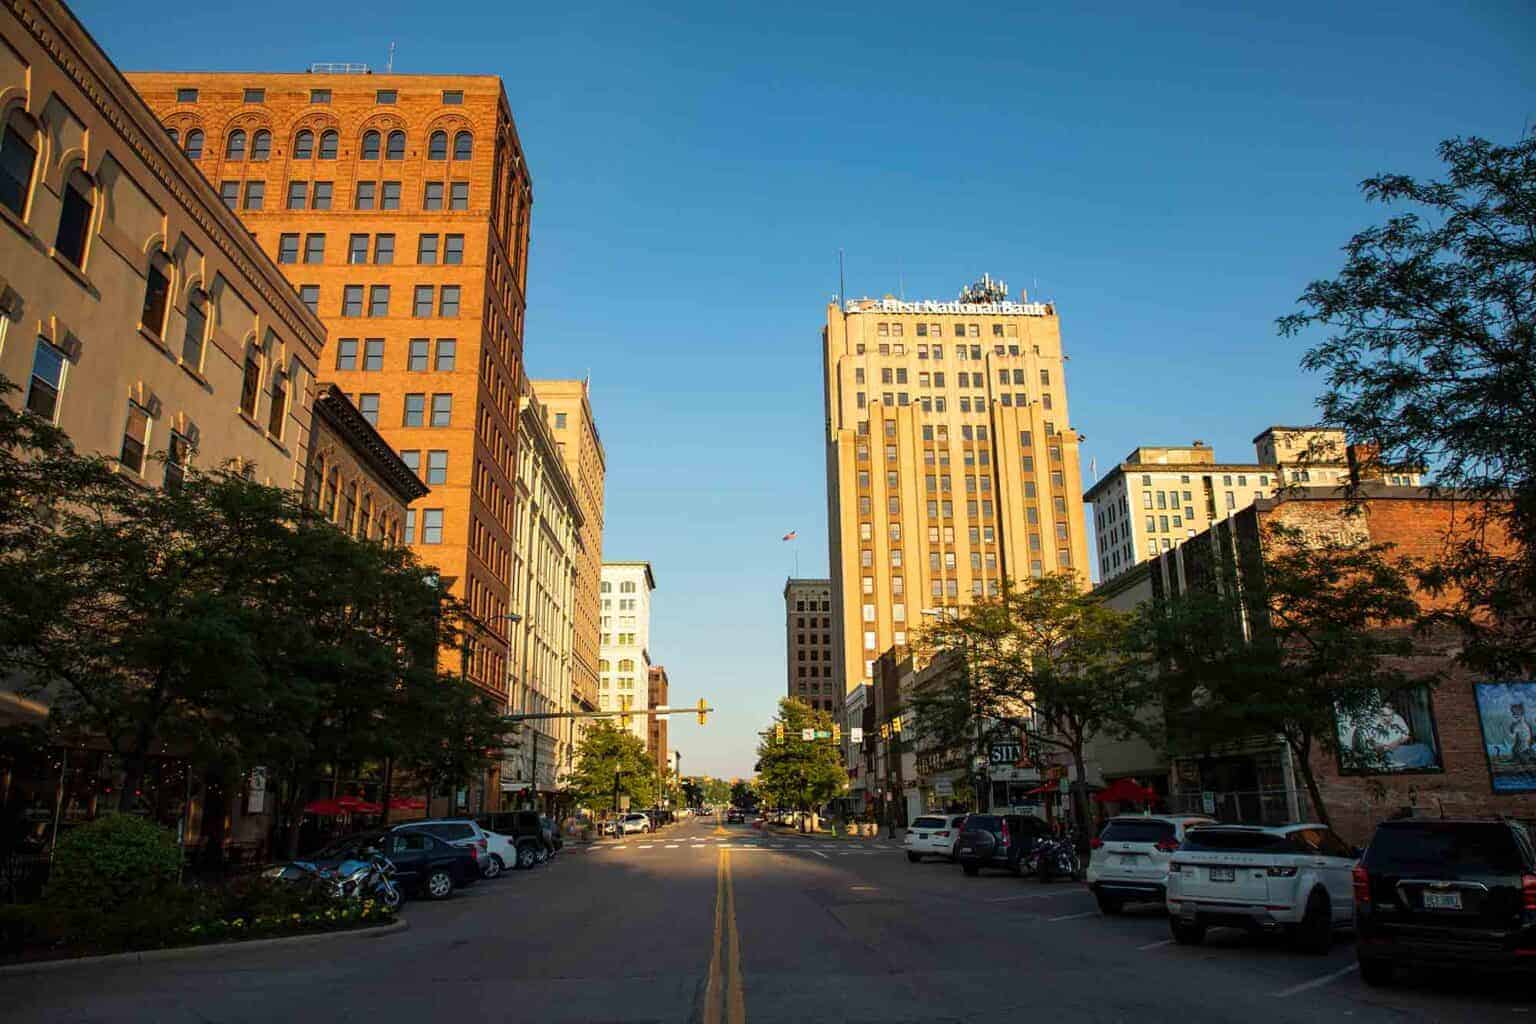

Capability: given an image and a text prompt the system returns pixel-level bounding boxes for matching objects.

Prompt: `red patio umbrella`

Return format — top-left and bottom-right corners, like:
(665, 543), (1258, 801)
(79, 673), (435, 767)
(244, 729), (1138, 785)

(1023, 781), (1056, 796)
(303, 798), (347, 816)
(348, 800), (382, 814)
(1093, 778), (1158, 804)
(388, 796), (426, 811)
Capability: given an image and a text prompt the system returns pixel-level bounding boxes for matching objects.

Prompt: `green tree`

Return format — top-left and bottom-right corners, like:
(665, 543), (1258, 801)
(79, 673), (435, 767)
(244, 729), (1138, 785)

(568, 721), (656, 812)
(1151, 523), (1428, 827)
(706, 777), (734, 807)
(754, 698), (845, 815)
(911, 573), (1154, 831)
(728, 779), (756, 811)
(1279, 132), (1536, 675)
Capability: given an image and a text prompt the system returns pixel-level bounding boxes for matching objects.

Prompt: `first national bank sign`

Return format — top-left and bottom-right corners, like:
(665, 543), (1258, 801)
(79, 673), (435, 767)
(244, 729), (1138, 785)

(847, 298), (1051, 317)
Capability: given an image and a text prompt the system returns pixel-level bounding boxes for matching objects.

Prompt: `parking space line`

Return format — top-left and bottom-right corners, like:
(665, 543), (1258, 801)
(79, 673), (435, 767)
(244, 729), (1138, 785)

(1270, 964), (1357, 998)
(1048, 911), (1098, 922)
(1136, 939), (1173, 951)
(812, 850), (829, 859)
(986, 891), (1086, 903)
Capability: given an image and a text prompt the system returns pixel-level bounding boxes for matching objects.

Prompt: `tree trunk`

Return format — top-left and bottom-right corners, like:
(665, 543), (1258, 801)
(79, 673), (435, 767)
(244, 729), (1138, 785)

(1070, 747), (1092, 846)
(1290, 738), (1331, 828)
(197, 763), (229, 878)
(117, 753), (147, 814)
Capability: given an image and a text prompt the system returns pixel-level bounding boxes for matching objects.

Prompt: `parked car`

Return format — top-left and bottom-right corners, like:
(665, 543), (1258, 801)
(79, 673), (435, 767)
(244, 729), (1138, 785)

(1166, 823), (1358, 952)
(296, 830), (476, 900)
(477, 811), (554, 869)
(1087, 815), (1214, 913)
(725, 808), (745, 824)
(1354, 817), (1536, 985)
(956, 814), (1052, 876)
(616, 812), (652, 835)
(904, 814), (969, 863)
(390, 819), (488, 884)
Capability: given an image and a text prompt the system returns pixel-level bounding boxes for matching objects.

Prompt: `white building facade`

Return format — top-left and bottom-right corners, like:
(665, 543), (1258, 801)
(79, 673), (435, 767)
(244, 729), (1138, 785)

(599, 562), (656, 745)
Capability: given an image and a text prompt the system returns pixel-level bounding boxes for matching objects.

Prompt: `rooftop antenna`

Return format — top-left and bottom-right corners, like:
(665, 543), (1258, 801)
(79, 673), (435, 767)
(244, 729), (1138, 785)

(387, 42), (396, 74)
(838, 248), (846, 310)
(898, 267), (905, 301)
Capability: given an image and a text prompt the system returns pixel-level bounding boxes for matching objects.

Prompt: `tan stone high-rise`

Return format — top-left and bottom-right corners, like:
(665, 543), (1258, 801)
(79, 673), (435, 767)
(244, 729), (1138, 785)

(131, 70), (533, 707)
(784, 579), (837, 714)
(533, 380), (605, 720)
(823, 281), (1090, 693)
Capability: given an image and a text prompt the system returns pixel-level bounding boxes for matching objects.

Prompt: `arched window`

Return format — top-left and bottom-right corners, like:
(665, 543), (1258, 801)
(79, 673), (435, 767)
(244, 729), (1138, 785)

(184, 129), (204, 160)
(53, 169), (94, 269)
(618, 659), (635, 672)
(319, 130), (338, 159)
(428, 130), (447, 160)
(225, 129), (246, 159)
(360, 130), (380, 160)
(167, 126), (179, 145)
(385, 130), (405, 160)
(292, 130), (314, 159)
(182, 287), (208, 370)
(251, 129), (271, 161)
(324, 465), (339, 517)
(140, 250), (173, 339)
(359, 494), (373, 539)
(453, 131), (472, 160)
(304, 455), (324, 509)
(0, 115), (39, 218)
(239, 347), (261, 419)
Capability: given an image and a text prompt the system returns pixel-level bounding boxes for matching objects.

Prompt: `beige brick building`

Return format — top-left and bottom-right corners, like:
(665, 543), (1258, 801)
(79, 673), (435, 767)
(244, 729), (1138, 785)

(823, 282), (1091, 694)
(783, 578), (837, 714)
(1085, 427), (1422, 583)
(131, 68), (533, 710)
(305, 383), (428, 541)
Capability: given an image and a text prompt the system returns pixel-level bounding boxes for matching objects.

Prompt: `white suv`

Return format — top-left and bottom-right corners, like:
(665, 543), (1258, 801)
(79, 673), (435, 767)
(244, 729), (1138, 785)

(617, 812), (652, 835)
(903, 814), (968, 863)
(1087, 814), (1213, 913)
(1166, 823), (1360, 953)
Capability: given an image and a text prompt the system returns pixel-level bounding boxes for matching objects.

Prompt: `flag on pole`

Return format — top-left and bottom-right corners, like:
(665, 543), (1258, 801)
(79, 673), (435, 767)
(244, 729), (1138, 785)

(782, 530), (797, 541)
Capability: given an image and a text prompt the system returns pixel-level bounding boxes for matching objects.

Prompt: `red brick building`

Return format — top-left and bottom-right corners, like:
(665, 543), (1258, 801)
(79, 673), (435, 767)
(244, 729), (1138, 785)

(1155, 483), (1526, 843)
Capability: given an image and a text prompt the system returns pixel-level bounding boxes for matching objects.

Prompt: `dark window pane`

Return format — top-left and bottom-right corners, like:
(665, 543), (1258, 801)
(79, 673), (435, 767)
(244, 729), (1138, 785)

(140, 262), (171, 336)
(348, 234), (368, 264)
(360, 131), (380, 160)
(225, 129), (246, 159)
(242, 180), (264, 210)
(27, 339), (64, 420)
(385, 131), (405, 159)
(374, 234), (394, 264)
(182, 293), (207, 366)
(381, 181), (400, 209)
(428, 131), (447, 160)
(408, 339), (428, 371)
(54, 182), (92, 267)
(444, 234), (463, 264)
(184, 130), (204, 159)
(319, 130), (338, 159)
(250, 130), (271, 161)
(434, 339), (455, 371)
(0, 124), (38, 217)
(453, 132), (472, 160)
(240, 357), (261, 417)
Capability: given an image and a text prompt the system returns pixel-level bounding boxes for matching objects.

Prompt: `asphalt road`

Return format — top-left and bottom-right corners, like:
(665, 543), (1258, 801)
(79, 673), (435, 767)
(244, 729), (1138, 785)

(3, 815), (1531, 1022)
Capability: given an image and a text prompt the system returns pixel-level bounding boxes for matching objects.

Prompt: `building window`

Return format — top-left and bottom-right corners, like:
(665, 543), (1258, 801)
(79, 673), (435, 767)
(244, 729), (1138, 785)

(363, 338), (384, 371)
(184, 129), (204, 160)
(250, 130), (271, 161)
(376, 90), (398, 105)
(54, 174), (93, 268)
(357, 393), (380, 426)
(242, 180), (264, 210)
(428, 131), (448, 160)
(176, 87), (198, 103)
(403, 509), (417, 544)
(442, 90), (463, 104)
(419, 510), (444, 543)
(25, 339), (65, 421)
(403, 393), (425, 426)
(381, 181), (400, 209)
(418, 233), (439, 264)
(385, 130), (406, 159)
(435, 339), (456, 370)
(303, 233), (325, 264)
(268, 371), (287, 439)
(335, 338), (358, 370)
(374, 234), (394, 264)
(319, 130), (338, 159)
(116, 401), (150, 472)
(368, 285), (390, 316)
(225, 129), (247, 159)
(444, 234), (464, 264)
(450, 182), (469, 209)
(139, 255), (172, 337)
(182, 289), (209, 368)
(430, 393), (452, 426)
(408, 338), (429, 371)
(165, 432), (190, 492)
(360, 130), (381, 160)
(423, 181), (444, 210)
(342, 285), (363, 317)
(348, 234), (368, 264)
(278, 233), (299, 264)
(239, 353), (261, 418)
(453, 132), (473, 160)
(554, 412), (568, 429)
(286, 181), (308, 210)
(413, 285), (433, 317)
(354, 181), (375, 209)
(439, 286), (460, 316)
(243, 87), (265, 104)
(299, 285), (319, 314)
(426, 449), (448, 484)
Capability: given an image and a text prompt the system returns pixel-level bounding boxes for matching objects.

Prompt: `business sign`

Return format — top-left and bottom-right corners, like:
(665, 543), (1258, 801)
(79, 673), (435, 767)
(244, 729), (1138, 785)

(815, 730), (831, 739)
(802, 728), (815, 741)
(989, 742), (1022, 766)
(934, 778), (954, 796)
(1201, 791), (1216, 815)
(847, 298), (1050, 317)
(850, 727), (864, 744)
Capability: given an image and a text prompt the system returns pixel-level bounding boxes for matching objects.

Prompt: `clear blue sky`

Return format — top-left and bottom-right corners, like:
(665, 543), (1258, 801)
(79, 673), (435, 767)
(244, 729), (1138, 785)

(78, 0), (1533, 778)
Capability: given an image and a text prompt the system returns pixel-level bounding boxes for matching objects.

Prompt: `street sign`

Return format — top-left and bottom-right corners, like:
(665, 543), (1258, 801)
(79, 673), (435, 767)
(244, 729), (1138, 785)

(850, 727), (864, 744)
(1201, 790), (1216, 814)
(989, 741), (1022, 765)
(934, 778), (954, 796)
(973, 755), (988, 771)
(801, 728), (814, 741)
(1057, 778), (1070, 795)
(814, 730), (830, 739)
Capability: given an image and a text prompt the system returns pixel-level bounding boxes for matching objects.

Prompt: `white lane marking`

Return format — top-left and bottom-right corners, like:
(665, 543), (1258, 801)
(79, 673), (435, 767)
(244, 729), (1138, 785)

(1048, 911), (1098, 922)
(666, 844), (679, 848)
(986, 891), (1086, 903)
(851, 885), (877, 891)
(1270, 964), (1358, 998)
(1137, 939), (1174, 951)
(638, 844), (654, 849)
(812, 850), (829, 859)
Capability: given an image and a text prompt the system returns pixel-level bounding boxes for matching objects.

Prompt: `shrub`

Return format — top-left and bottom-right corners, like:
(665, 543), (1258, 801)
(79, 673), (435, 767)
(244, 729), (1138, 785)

(47, 814), (181, 914)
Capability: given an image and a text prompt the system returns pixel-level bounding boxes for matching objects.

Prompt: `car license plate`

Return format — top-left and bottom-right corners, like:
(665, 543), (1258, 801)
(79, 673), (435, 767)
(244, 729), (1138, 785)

(1423, 890), (1462, 911)
(1117, 855), (1137, 866)
(959, 846), (973, 856)
(1209, 867), (1235, 883)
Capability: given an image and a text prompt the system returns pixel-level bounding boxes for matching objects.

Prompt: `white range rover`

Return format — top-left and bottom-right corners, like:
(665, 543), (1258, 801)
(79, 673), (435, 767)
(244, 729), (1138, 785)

(1165, 823), (1360, 953)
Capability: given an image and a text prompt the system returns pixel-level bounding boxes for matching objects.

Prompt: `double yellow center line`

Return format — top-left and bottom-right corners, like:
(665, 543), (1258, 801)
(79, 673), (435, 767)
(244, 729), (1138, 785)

(704, 849), (746, 1024)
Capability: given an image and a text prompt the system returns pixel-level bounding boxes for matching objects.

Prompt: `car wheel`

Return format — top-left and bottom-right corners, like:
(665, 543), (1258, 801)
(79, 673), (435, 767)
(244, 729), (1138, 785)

(906, 852), (921, 863)
(963, 863), (980, 877)
(1170, 919), (1205, 945)
(1291, 889), (1333, 955)
(425, 869), (454, 900)
(1359, 957), (1394, 987)
(1095, 892), (1123, 915)
(482, 855), (503, 880)
(516, 843), (538, 870)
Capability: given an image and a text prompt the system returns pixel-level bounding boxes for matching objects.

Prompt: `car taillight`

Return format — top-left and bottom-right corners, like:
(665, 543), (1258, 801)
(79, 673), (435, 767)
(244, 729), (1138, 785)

(1089, 837), (1104, 850)
(1266, 865), (1298, 877)
(1155, 839), (1180, 853)
(1523, 875), (1536, 911)
(1352, 865), (1371, 906)
(999, 822), (1011, 848)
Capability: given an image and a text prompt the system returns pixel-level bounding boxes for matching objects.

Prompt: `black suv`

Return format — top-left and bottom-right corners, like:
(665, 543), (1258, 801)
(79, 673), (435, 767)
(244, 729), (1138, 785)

(956, 814), (1052, 876)
(478, 810), (556, 868)
(1355, 817), (1536, 985)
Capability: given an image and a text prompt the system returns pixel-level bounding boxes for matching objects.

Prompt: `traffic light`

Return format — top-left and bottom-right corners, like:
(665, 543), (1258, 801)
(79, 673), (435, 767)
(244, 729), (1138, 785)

(774, 722), (785, 743)
(697, 698), (709, 725)
(892, 717), (902, 735)
(619, 695), (632, 729)
(879, 723), (889, 739)
(832, 723), (842, 743)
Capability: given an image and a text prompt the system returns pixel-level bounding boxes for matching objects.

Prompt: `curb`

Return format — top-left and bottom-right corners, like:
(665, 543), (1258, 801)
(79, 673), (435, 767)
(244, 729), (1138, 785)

(0, 916), (409, 977)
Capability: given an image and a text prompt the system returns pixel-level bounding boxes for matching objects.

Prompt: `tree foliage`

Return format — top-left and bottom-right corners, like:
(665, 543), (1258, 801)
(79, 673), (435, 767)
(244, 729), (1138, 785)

(1279, 132), (1536, 674)
(754, 698), (845, 812)
(1152, 523), (1428, 827)
(911, 573), (1153, 827)
(729, 779), (758, 811)
(568, 721), (656, 811)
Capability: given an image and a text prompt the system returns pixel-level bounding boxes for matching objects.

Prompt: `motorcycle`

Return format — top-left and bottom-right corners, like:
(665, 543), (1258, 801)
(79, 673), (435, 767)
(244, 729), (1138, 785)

(1035, 833), (1082, 883)
(265, 848), (402, 909)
